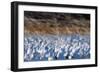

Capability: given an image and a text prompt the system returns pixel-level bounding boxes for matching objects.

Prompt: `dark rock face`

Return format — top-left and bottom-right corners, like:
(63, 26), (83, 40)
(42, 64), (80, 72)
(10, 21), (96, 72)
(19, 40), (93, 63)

(24, 11), (90, 20)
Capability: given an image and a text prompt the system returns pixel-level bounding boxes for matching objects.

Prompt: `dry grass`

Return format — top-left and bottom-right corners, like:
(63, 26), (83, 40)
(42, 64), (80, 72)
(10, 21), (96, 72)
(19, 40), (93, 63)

(24, 12), (90, 35)
(24, 11), (90, 34)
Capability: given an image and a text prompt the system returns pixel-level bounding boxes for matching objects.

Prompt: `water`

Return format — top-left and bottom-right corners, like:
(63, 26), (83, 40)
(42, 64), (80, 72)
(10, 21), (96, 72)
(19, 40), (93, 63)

(24, 34), (90, 62)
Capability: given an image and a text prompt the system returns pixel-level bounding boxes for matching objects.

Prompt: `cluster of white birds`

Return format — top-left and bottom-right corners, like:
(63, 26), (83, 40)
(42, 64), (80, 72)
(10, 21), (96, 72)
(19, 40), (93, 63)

(24, 34), (90, 62)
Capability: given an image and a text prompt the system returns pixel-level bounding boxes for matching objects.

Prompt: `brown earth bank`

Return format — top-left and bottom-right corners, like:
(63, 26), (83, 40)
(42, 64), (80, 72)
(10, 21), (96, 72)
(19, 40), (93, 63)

(24, 11), (90, 35)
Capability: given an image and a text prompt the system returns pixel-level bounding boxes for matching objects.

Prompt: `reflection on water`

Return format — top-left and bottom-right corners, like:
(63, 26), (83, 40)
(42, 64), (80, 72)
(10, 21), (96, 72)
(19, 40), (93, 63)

(24, 34), (90, 62)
